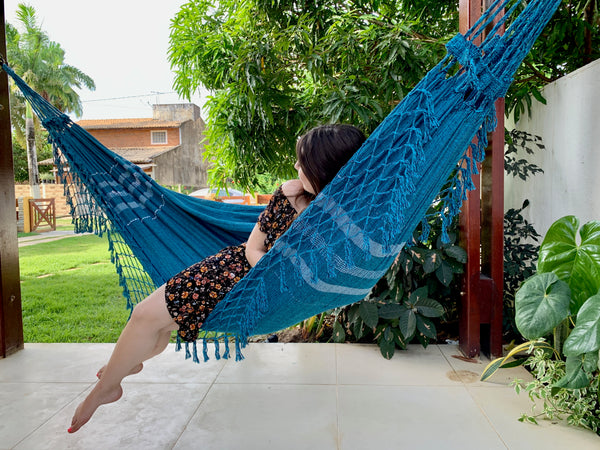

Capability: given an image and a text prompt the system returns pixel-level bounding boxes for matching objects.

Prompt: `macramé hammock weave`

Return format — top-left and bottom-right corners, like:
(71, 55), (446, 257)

(3, 0), (561, 362)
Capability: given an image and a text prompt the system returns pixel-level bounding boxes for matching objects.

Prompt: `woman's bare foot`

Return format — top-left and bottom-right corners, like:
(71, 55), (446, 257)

(68, 383), (123, 433)
(96, 363), (143, 379)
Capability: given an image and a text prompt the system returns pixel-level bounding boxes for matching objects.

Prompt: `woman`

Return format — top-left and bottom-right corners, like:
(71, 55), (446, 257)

(69, 124), (366, 433)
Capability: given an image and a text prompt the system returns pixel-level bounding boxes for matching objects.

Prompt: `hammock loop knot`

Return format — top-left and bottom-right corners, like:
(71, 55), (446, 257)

(42, 114), (71, 131)
(446, 33), (511, 100)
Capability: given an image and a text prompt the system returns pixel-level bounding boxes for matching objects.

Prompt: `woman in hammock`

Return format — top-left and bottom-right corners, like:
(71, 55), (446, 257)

(68, 123), (366, 433)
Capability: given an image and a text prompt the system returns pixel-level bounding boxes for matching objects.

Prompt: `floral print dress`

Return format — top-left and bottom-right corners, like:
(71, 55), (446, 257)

(165, 186), (299, 342)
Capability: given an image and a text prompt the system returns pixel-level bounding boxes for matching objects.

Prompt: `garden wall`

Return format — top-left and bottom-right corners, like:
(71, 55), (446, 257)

(505, 58), (600, 237)
(14, 184), (70, 217)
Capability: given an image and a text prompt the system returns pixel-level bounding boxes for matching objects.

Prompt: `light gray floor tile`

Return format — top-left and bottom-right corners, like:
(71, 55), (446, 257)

(438, 344), (535, 387)
(0, 344), (113, 383)
(467, 386), (600, 450)
(216, 343), (337, 385)
(337, 343), (457, 386)
(0, 382), (90, 449)
(338, 385), (507, 450)
(14, 383), (211, 450)
(175, 383), (338, 450)
(2, 343), (598, 450)
(123, 343), (227, 385)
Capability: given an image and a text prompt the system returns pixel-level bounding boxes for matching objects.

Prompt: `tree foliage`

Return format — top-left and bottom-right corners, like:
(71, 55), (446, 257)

(169, 0), (599, 189)
(169, 0), (457, 190)
(6, 4), (96, 152)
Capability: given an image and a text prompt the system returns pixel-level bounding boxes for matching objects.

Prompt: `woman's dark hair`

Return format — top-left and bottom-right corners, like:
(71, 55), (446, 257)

(296, 124), (366, 194)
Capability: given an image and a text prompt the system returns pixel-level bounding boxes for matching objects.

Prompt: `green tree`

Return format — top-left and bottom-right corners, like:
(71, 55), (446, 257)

(169, 0), (599, 190)
(6, 3), (95, 187)
(169, 0), (457, 190)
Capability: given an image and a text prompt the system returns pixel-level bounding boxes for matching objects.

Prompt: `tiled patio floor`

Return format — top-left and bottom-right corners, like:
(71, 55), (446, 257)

(1, 343), (598, 449)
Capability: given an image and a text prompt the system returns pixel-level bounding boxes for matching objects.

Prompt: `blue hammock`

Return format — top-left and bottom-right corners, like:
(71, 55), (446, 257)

(4, 0), (561, 362)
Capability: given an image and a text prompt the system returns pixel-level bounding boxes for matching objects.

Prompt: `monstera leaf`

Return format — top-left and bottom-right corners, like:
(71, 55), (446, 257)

(537, 216), (600, 314)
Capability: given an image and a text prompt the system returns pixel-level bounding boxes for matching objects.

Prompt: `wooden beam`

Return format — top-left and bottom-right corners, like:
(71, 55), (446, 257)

(482, 98), (505, 357)
(458, 0), (483, 358)
(0, 0), (24, 358)
(458, 0), (505, 358)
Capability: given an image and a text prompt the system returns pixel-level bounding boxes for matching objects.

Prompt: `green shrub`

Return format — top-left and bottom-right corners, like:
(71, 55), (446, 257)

(503, 200), (541, 341)
(483, 216), (600, 435)
(333, 213), (466, 359)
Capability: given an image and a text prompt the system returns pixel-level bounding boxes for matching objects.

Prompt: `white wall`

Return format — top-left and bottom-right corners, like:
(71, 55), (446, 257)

(505, 58), (600, 237)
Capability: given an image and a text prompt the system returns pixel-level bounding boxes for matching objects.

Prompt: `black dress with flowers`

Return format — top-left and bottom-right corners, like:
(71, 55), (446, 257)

(165, 186), (298, 342)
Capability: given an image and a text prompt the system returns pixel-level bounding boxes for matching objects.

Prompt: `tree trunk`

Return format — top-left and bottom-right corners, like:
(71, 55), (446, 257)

(584, 0), (596, 65)
(25, 104), (40, 198)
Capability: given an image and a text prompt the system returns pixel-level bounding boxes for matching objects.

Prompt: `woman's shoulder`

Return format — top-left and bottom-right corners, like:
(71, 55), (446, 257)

(280, 180), (310, 213)
(280, 179), (304, 197)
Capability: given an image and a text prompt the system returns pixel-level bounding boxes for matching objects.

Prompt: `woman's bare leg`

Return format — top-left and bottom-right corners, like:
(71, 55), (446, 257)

(96, 327), (174, 379)
(69, 285), (178, 433)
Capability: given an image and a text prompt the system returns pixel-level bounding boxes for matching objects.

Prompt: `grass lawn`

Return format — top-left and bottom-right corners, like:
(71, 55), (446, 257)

(19, 233), (131, 343)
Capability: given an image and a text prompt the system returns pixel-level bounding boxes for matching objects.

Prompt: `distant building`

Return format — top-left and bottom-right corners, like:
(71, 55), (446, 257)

(75, 104), (208, 188)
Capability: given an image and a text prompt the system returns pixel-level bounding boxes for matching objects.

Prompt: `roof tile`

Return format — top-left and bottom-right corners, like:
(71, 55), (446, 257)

(76, 118), (183, 129)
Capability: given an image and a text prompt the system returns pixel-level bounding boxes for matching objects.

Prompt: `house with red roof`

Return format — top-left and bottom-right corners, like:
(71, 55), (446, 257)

(76, 103), (208, 188)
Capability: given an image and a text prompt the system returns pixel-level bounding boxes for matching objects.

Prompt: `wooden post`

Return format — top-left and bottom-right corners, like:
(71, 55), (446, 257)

(22, 196), (32, 233)
(0, 0), (25, 358)
(458, 0), (505, 358)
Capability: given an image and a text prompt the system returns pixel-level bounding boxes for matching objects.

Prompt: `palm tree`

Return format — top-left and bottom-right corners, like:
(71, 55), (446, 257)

(6, 3), (95, 196)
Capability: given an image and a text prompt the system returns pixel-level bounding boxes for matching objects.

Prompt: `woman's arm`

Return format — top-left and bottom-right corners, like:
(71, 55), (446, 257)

(245, 223), (268, 267)
(246, 179), (306, 267)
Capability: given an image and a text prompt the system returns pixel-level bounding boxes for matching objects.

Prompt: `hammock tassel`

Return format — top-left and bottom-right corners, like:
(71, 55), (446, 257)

(202, 338), (209, 363)
(344, 239), (356, 270)
(419, 218), (431, 244)
(193, 340), (200, 364)
(223, 335), (231, 360)
(235, 336), (245, 362)
(214, 337), (221, 360)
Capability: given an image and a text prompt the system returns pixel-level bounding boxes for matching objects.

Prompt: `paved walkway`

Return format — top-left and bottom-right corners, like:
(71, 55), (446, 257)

(1, 343), (598, 449)
(18, 230), (88, 247)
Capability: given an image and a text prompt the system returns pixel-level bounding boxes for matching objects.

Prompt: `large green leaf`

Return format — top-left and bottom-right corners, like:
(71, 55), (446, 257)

(378, 303), (403, 320)
(553, 354), (590, 389)
(416, 315), (437, 339)
(410, 248), (441, 274)
(583, 350), (599, 373)
(444, 245), (467, 263)
(359, 301), (379, 329)
(415, 298), (445, 318)
(538, 216), (600, 313)
(563, 294), (600, 356)
(408, 286), (429, 304)
(399, 309), (416, 340)
(435, 260), (455, 286)
(515, 273), (571, 340)
(332, 320), (346, 343)
(379, 337), (395, 359)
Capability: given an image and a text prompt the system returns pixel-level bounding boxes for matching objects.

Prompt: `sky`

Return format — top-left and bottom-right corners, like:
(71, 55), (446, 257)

(3, 0), (209, 120)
